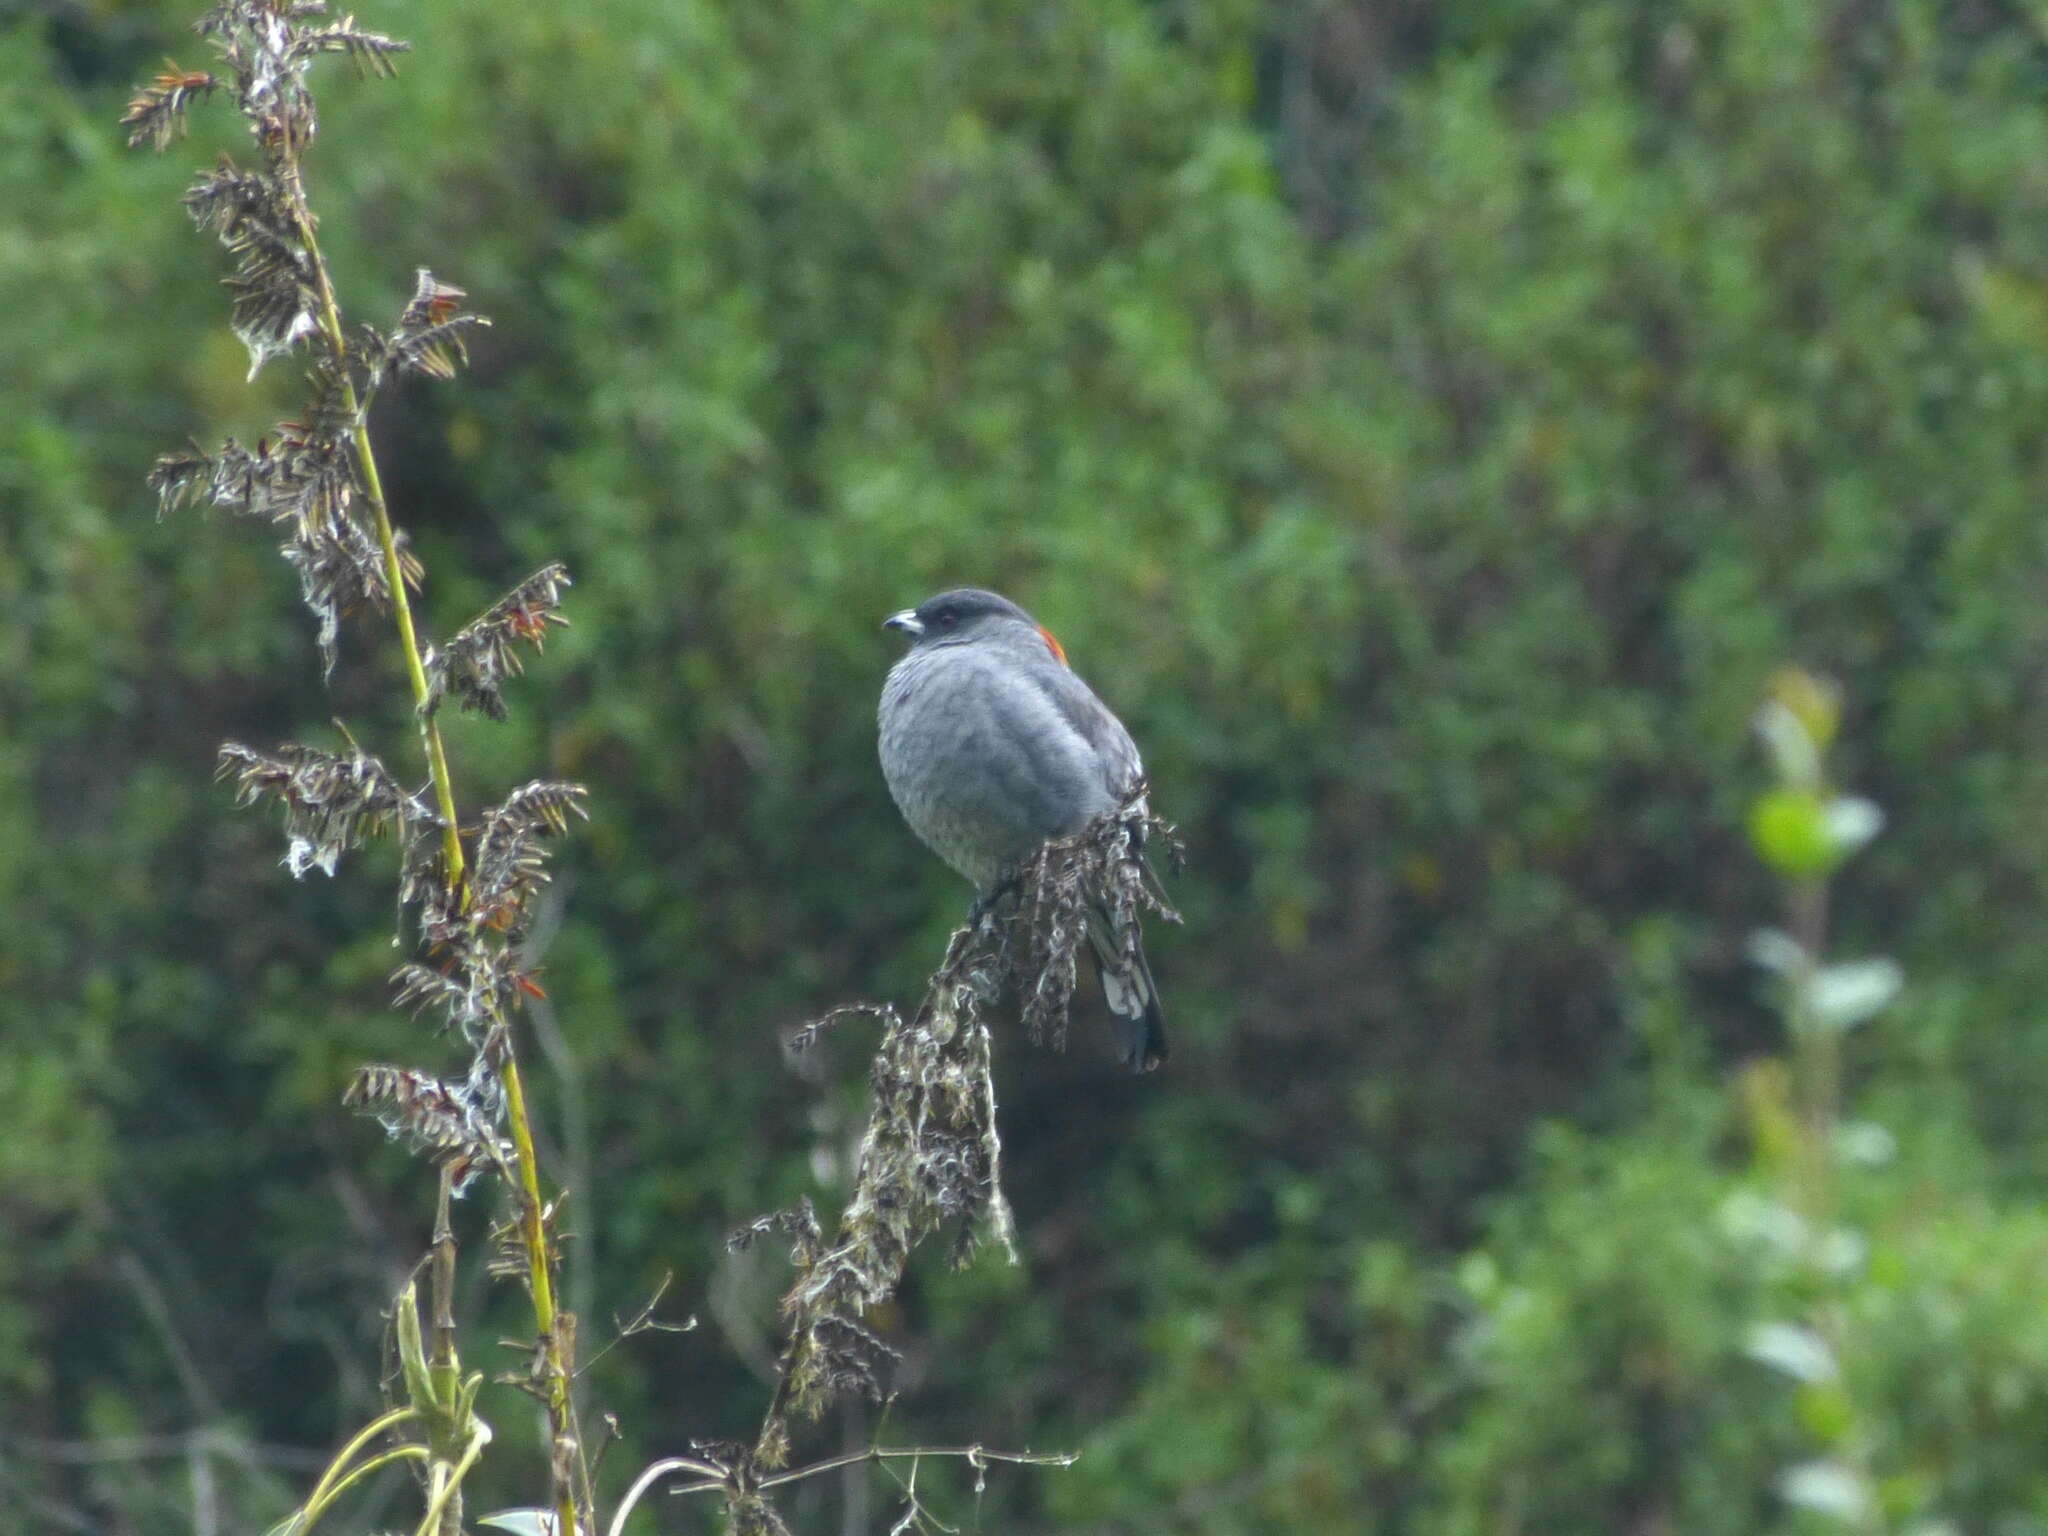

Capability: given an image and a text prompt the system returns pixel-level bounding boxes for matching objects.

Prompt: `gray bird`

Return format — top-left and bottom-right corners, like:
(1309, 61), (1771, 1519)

(878, 588), (1167, 1072)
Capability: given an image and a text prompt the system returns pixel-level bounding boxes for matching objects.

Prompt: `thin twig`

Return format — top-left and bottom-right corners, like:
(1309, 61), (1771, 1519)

(604, 1455), (730, 1536)
(614, 1439), (1078, 1536)
(756, 1443), (1080, 1493)
(577, 1272), (697, 1379)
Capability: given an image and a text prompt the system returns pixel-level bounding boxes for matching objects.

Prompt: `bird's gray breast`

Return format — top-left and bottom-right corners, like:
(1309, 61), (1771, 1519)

(878, 642), (1124, 891)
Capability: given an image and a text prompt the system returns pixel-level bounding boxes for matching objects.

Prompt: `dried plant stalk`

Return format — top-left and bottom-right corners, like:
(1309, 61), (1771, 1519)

(130, 3), (589, 1532)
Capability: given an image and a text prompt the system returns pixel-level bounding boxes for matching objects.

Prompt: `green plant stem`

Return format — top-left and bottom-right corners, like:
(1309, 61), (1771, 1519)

(281, 164), (465, 893)
(279, 162), (590, 1536)
(425, 1167), (464, 1536)
(429, 1169), (460, 1413)
(298, 1406), (420, 1528)
(502, 1049), (594, 1527)
(298, 1445), (431, 1535)
(410, 1425), (491, 1536)
(1787, 877), (1836, 1244)
(1783, 858), (1884, 1536)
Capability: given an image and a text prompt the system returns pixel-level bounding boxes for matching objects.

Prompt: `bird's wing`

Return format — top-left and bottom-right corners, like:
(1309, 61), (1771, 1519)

(1024, 661), (1146, 804)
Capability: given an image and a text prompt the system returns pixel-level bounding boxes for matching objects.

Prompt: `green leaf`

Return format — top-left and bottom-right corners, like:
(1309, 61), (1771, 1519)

(1796, 1382), (1857, 1445)
(1746, 928), (1806, 974)
(479, 1511), (560, 1536)
(1824, 796), (1884, 857)
(1749, 789), (1836, 877)
(1719, 1189), (1807, 1256)
(1809, 959), (1903, 1031)
(1755, 698), (1824, 789)
(1780, 1460), (1872, 1523)
(1834, 1120), (1897, 1167)
(1745, 1320), (1837, 1383)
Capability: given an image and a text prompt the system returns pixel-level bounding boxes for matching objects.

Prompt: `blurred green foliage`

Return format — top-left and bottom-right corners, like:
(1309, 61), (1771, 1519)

(11, 0), (2048, 1529)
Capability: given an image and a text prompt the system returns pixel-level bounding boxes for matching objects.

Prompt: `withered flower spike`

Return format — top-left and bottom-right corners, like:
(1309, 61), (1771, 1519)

(361, 267), (490, 391)
(217, 740), (427, 878)
(755, 924), (1014, 1433)
(290, 15), (409, 78)
(1002, 795), (1178, 1052)
(193, 0), (256, 42)
(397, 802), (457, 941)
(390, 962), (470, 1019)
(747, 797), (1165, 1443)
(468, 780), (589, 936)
(121, 63), (220, 150)
(281, 507), (390, 676)
(727, 1198), (822, 1262)
(159, 359), (391, 672)
(422, 564), (572, 719)
(402, 267), (467, 329)
(731, 1495), (796, 1536)
(345, 1062), (508, 1195)
(187, 428), (353, 530)
(786, 1003), (895, 1056)
(147, 445), (215, 517)
(392, 950), (523, 1045)
(182, 159), (281, 241)
(182, 158), (319, 378)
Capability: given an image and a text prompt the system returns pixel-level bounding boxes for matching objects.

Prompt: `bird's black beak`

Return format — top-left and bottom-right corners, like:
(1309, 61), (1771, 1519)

(883, 609), (924, 637)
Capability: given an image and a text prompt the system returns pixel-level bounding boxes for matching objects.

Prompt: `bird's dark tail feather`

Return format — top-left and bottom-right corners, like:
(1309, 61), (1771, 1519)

(1087, 908), (1167, 1073)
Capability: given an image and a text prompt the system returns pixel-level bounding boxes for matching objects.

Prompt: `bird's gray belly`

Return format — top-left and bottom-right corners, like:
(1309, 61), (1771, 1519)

(879, 663), (1104, 890)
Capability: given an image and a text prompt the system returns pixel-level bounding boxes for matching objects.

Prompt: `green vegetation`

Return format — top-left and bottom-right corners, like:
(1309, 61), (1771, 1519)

(9, 0), (2048, 1529)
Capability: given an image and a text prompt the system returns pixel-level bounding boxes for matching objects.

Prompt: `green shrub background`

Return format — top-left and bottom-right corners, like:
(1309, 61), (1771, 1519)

(9, 0), (2048, 1528)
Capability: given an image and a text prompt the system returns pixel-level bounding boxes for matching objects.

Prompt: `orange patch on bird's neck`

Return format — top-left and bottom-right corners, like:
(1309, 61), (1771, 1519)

(1038, 626), (1068, 666)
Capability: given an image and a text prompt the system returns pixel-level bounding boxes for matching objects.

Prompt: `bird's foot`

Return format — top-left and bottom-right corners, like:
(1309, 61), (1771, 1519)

(968, 870), (1026, 931)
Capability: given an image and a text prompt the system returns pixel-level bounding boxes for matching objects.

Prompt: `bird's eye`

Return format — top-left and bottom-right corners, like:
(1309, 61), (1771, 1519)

(938, 612), (957, 628)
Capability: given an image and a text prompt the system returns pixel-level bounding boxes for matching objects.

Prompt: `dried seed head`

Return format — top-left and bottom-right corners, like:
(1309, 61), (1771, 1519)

(121, 63), (219, 150)
(422, 564), (572, 720)
(727, 1198), (823, 1264)
(183, 159), (320, 378)
(747, 793), (1172, 1450)
(470, 780), (589, 938)
(150, 356), (393, 674)
(290, 14), (408, 79)
(998, 793), (1180, 1050)
(344, 1060), (508, 1194)
(216, 740), (426, 877)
